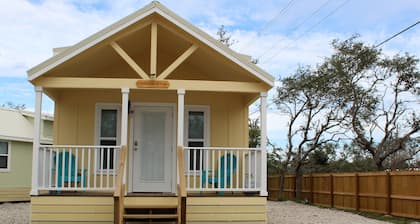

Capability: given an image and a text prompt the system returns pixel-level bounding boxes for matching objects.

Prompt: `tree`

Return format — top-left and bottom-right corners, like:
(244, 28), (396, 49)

(267, 147), (283, 175)
(318, 36), (420, 170)
(216, 25), (237, 47)
(274, 66), (345, 200)
(1, 101), (26, 110)
(248, 118), (261, 148)
(304, 143), (336, 173)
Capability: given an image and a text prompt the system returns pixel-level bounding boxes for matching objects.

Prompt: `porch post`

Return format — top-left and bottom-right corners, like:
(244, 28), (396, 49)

(177, 89), (185, 146)
(177, 89), (185, 186)
(260, 92), (268, 196)
(121, 88), (129, 187)
(30, 86), (43, 196)
(121, 88), (130, 146)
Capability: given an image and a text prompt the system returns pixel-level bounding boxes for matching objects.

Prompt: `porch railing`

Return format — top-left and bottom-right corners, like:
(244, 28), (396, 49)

(38, 145), (121, 191)
(183, 147), (261, 192)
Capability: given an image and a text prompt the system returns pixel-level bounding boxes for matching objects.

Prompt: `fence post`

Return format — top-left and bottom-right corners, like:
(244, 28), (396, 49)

(293, 175), (296, 200)
(386, 172), (392, 215)
(310, 174), (314, 204)
(355, 173), (359, 211)
(330, 174), (334, 208)
(278, 175), (282, 201)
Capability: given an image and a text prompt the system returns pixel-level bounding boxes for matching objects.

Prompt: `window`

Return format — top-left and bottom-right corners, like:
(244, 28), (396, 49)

(0, 141), (10, 171)
(95, 104), (121, 171)
(185, 106), (209, 172)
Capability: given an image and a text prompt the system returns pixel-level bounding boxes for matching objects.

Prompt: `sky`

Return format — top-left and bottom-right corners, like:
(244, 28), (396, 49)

(0, 0), (419, 147)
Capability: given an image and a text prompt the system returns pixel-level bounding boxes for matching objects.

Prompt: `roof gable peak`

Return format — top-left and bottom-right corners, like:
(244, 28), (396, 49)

(27, 1), (274, 86)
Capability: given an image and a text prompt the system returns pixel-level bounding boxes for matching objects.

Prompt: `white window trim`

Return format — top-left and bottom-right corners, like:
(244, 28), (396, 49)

(0, 141), (11, 172)
(184, 105), (210, 175)
(94, 103), (121, 174)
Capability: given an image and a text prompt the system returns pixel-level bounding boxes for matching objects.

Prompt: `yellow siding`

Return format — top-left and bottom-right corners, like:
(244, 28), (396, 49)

(0, 187), (30, 202)
(31, 196), (114, 224)
(53, 89), (250, 186)
(186, 197), (266, 223)
(30, 196), (266, 224)
(55, 89), (248, 147)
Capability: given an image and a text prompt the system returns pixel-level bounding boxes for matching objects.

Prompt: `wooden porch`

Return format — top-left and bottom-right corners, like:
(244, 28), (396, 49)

(30, 87), (268, 223)
(31, 146), (266, 223)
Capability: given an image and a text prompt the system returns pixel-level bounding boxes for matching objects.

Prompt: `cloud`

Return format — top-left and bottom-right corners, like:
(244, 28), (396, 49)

(0, 0), (124, 77)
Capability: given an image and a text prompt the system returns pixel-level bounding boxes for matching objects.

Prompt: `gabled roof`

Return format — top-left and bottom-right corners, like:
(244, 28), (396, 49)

(27, 1), (275, 87)
(0, 107), (53, 144)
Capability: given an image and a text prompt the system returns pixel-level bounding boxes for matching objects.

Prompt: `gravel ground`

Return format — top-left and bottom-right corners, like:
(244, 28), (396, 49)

(0, 201), (402, 224)
(0, 203), (29, 224)
(268, 201), (390, 224)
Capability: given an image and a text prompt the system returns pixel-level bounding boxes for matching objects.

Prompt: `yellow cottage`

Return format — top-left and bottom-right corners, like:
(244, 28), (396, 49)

(27, 2), (274, 223)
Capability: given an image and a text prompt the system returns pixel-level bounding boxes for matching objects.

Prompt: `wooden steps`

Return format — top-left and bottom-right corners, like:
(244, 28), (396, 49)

(125, 204), (178, 209)
(124, 214), (178, 219)
(122, 197), (179, 223)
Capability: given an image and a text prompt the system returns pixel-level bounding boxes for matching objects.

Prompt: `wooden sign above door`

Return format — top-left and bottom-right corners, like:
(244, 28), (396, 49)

(136, 80), (170, 89)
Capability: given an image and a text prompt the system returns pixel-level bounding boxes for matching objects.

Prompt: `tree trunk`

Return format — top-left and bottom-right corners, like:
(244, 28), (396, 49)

(295, 164), (303, 200)
(375, 158), (385, 171)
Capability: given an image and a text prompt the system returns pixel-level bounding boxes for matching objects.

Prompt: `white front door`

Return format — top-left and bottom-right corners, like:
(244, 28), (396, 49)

(132, 105), (174, 192)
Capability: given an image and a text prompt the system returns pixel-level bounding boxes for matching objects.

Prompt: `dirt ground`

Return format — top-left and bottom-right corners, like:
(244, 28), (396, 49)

(0, 202), (29, 224)
(267, 201), (390, 224)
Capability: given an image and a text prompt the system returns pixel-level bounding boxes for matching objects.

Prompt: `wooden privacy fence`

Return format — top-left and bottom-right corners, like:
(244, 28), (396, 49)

(268, 171), (420, 219)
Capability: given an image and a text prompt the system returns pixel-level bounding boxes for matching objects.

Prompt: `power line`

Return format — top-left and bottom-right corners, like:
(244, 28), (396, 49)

(375, 21), (420, 48)
(239, 0), (298, 51)
(261, 0), (350, 64)
(256, 0), (332, 60)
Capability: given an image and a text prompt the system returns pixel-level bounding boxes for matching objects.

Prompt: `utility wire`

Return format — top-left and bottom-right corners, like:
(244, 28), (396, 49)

(261, 0), (350, 64)
(375, 20), (420, 48)
(256, 0), (332, 60)
(250, 0), (349, 115)
(239, 0), (298, 51)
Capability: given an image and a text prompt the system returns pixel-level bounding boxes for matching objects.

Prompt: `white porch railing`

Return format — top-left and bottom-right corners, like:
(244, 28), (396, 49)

(38, 145), (121, 191)
(184, 147), (261, 192)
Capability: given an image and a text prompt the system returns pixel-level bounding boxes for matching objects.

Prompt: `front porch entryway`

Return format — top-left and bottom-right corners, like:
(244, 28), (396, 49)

(131, 104), (175, 193)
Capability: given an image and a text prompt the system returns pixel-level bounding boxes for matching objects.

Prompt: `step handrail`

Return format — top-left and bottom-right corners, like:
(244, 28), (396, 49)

(177, 146), (187, 197)
(177, 146), (187, 224)
(114, 145), (127, 197)
(114, 145), (127, 224)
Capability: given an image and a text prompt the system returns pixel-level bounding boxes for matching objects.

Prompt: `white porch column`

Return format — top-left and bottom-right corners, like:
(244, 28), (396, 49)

(30, 86), (43, 196)
(177, 89), (185, 146)
(121, 88), (129, 186)
(177, 89), (185, 186)
(121, 88), (130, 146)
(260, 92), (268, 196)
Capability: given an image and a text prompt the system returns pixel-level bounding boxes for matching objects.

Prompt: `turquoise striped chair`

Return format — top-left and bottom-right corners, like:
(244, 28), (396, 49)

(202, 153), (237, 192)
(55, 152), (86, 188)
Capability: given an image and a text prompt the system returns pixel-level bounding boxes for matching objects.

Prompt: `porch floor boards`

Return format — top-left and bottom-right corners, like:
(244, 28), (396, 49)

(187, 192), (260, 197)
(38, 191), (113, 196)
(127, 192), (176, 197)
(37, 191), (260, 197)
